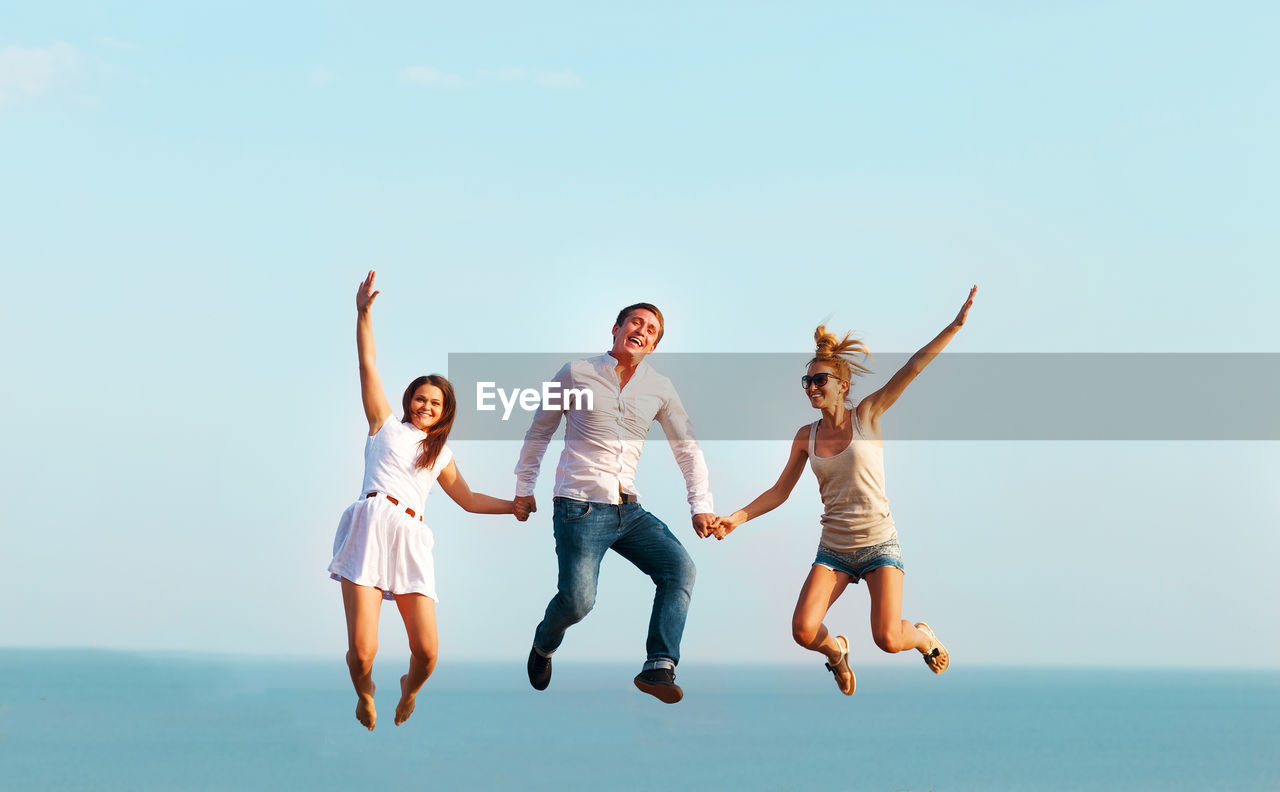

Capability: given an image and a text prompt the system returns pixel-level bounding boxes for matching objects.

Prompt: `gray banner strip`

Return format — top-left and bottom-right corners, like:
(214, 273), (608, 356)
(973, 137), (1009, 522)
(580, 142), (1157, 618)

(445, 353), (1280, 441)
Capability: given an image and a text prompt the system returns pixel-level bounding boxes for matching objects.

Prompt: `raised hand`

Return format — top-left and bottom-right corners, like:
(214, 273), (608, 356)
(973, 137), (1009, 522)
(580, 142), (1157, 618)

(953, 285), (977, 328)
(357, 270), (381, 314)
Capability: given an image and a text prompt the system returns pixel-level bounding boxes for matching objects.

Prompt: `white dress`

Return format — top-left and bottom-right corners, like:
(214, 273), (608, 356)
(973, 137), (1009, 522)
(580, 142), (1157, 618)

(328, 413), (453, 601)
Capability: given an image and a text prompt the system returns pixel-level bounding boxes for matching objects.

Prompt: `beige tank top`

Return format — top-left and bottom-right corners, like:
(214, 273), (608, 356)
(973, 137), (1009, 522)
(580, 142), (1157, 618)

(807, 413), (896, 551)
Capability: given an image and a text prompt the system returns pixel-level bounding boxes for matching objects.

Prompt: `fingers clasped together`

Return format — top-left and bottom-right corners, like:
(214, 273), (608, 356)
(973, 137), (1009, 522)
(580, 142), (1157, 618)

(694, 512), (744, 541)
(513, 495), (537, 522)
(511, 501), (740, 539)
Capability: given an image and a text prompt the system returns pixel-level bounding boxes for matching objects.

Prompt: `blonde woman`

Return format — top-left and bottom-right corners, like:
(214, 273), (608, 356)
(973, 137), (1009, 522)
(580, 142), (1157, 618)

(713, 287), (976, 694)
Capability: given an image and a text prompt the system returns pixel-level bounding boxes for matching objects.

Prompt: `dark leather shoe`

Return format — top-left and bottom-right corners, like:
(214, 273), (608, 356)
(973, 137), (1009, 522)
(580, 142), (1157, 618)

(633, 667), (683, 703)
(527, 645), (552, 691)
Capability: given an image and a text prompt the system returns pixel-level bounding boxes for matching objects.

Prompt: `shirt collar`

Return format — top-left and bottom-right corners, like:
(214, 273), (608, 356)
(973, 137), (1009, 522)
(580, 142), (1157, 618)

(594, 351), (651, 378)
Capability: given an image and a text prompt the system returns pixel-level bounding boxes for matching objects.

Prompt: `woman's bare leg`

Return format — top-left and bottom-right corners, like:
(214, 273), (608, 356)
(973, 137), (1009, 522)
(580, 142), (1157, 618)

(392, 592), (438, 726)
(341, 578), (383, 730)
(792, 565), (853, 663)
(863, 566), (929, 654)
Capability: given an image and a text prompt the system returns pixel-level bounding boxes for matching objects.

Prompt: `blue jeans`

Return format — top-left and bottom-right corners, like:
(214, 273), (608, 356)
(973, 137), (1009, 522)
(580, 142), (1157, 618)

(533, 498), (696, 665)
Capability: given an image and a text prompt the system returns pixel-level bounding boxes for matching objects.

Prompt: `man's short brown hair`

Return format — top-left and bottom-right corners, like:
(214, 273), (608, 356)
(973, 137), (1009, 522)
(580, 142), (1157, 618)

(614, 302), (665, 344)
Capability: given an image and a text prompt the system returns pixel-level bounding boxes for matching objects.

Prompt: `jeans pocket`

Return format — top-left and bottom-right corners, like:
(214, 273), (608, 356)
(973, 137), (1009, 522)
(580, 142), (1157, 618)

(558, 500), (593, 523)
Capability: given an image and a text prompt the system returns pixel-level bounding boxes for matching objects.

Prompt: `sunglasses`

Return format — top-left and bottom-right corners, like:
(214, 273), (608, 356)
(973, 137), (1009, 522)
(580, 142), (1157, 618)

(801, 373), (846, 389)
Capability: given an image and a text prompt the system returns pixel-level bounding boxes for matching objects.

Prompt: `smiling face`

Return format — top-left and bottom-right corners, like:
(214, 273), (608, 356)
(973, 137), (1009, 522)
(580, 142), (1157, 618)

(610, 308), (662, 362)
(804, 361), (849, 410)
(407, 383), (446, 430)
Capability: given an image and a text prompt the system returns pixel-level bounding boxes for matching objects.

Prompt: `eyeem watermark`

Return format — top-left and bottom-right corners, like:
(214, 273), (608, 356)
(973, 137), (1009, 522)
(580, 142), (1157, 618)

(476, 381), (595, 421)
(451, 353), (1280, 440)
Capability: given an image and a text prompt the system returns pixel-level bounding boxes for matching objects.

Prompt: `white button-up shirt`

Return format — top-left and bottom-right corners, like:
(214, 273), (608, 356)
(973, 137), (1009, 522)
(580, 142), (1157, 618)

(514, 354), (714, 514)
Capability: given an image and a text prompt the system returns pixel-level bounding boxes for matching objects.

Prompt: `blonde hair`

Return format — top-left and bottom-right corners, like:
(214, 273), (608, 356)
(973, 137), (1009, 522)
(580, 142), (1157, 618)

(809, 325), (871, 382)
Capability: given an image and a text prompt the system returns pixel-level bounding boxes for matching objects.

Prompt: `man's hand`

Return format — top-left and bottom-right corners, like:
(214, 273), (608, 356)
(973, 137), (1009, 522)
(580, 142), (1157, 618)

(692, 513), (716, 538)
(514, 495), (537, 522)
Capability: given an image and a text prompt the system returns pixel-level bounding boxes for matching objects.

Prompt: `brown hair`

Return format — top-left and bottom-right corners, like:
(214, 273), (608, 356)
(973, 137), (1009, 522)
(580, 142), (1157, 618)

(809, 325), (871, 382)
(615, 302), (665, 344)
(401, 374), (456, 471)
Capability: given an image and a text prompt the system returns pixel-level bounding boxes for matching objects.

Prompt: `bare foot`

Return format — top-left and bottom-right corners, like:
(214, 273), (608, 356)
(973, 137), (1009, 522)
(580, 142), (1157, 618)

(395, 674), (417, 726)
(355, 682), (376, 730)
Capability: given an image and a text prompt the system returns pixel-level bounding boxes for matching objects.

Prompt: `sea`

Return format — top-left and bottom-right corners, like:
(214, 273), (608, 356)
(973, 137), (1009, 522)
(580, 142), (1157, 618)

(1, 650), (1276, 791)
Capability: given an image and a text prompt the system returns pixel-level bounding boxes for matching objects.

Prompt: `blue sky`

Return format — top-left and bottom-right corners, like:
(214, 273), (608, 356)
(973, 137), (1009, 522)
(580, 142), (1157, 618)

(2, 2), (1277, 669)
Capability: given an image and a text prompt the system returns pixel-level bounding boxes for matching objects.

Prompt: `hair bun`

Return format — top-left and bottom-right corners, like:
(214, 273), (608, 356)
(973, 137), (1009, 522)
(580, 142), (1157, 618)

(810, 325), (871, 378)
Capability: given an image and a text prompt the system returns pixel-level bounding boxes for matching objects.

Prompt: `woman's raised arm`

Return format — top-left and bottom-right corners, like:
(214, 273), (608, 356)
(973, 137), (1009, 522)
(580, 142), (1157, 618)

(859, 285), (976, 424)
(357, 270), (393, 434)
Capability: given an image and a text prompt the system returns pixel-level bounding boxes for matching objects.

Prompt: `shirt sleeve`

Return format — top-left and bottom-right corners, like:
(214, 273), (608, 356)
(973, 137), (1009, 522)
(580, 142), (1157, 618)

(655, 383), (714, 515)
(371, 410), (399, 436)
(433, 445), (454, 478)
(513, 362), (570, 497)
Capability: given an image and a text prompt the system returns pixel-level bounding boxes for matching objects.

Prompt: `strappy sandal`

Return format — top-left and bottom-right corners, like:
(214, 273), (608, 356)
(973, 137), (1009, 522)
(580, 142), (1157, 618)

(824, 635), (856, 695)
(915, 622), (949, 674)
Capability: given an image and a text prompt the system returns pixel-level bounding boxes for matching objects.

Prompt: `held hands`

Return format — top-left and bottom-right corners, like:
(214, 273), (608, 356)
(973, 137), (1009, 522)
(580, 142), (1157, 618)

(514, 495), (537, 522)
(952, 285), (977, 328)
(357, 270), (380, 315)
(694, 511), (744, 540)
(709, 511), (746, 541)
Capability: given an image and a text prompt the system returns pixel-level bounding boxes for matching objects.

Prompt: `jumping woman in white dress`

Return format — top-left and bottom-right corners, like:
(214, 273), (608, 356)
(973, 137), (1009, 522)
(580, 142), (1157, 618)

(329, 271), (527, 730)
(713, 286), (976, 695)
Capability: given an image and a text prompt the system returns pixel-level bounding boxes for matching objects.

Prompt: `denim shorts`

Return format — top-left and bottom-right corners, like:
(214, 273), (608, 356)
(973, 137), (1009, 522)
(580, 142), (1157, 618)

(814, 537), (904, 583)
